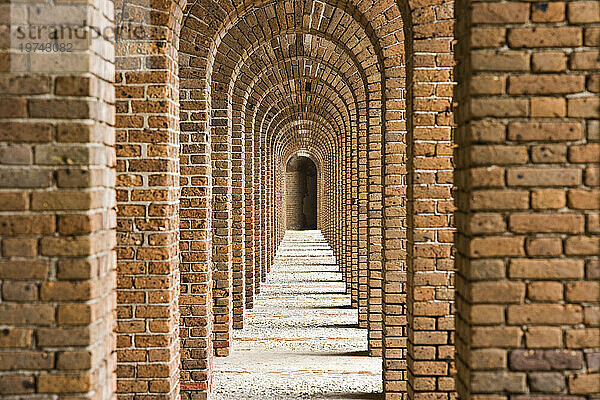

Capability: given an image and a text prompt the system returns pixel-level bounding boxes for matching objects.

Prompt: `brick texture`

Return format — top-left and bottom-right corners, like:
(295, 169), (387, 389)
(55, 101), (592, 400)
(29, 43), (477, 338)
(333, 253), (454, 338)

(3, 1), (597, 400)
(114, 0), (185, 397)
(455, 1), (599, 400)
(0, 1), (117, 398)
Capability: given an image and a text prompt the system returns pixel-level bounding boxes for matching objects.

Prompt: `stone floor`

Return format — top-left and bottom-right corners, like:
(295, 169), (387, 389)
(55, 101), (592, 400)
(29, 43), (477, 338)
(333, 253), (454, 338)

(212, 230), (383, 399)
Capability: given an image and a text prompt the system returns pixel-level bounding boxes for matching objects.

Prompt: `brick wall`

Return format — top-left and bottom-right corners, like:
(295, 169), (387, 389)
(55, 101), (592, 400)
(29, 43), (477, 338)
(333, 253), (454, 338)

(114, 0), (184, 397)
(455, 1), (599, 398)
(0, 1), (117, 398)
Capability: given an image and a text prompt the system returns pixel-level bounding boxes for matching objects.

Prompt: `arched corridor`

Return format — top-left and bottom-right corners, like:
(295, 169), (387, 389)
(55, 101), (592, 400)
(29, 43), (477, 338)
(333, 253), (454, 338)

(0, 0), (598, 399)
(286, 155), (318, 230)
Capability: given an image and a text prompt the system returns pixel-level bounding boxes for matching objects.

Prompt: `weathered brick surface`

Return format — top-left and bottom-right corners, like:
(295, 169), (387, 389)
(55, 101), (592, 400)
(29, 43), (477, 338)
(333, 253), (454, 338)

(455, 2), (599, 400)
(114, 0), (184, 397)
(4, 1), (598, 400)
(0, 1), (117, 398)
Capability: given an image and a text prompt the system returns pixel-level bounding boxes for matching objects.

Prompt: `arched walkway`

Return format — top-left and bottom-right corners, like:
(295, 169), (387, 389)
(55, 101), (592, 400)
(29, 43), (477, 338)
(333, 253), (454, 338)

(213, 230), (382, 398)
(0, 1), (598, 400)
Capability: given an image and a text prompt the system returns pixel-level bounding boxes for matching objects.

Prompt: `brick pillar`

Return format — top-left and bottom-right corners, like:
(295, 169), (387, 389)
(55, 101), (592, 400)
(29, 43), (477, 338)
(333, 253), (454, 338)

(358, 123), (369, 316)
(269, 154), (276, 269)
(369, 104), (384, 358)
(260, 134), (267, 282)
(231, 107), (245, 329)
(382, 38), (409, 398)
(455, 1), (599, 399)
(397, 3), (457, 400)
(114, 0), (183, 396)
(244, 120), (255, 309)
(269, 158), (275, 269)
(253, 132), (262, 294)
(179, 32), (214, 395)
(343, 146), (350, 282)
(344, 135), (351, 289)
(211, 88), (232, 356)
(351, 128), (361, 323)
(0, 1), (116, 397)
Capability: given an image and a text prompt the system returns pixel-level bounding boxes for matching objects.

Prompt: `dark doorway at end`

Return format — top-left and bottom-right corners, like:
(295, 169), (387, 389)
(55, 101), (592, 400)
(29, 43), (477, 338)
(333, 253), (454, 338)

(286, 155), (317, 230)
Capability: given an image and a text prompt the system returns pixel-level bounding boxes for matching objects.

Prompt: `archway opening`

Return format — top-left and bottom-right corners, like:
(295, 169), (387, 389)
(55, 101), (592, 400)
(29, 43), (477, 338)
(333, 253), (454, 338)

(285, 155), (318, 230)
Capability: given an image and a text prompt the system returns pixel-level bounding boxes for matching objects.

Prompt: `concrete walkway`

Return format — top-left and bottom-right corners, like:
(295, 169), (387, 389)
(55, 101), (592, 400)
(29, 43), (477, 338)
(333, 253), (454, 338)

(212, 230), (382, 399)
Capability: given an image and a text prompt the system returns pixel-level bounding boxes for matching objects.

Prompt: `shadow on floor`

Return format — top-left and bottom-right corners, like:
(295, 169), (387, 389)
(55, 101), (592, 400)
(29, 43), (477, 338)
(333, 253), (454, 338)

(301, 350), (370, 357)
(316, 393), (384, 399)
(336, 350), (369, 356)
(319, 323), (362, 329)
(296, 291), (348, 296)
(307, 304), (355, 309)
(284, 279), (345, 283)
(280, 269), (340, 273)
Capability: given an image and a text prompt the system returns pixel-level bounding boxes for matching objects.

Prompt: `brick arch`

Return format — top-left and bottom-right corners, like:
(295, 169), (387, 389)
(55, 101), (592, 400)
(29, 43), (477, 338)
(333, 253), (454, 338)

(113, 0), (458, 395)
(243, 81), (351, 317)
(262, 103), (347, 275)
(229, 32), (366, 312)
(277, 128), (340, 246)
(236, 72), (356, 306)
(202, 0), (384, 298)
(229, 35), (366, 303)
(177, 0), (402, 397)
(272, 116), (340, 260)
(242, 80), (352, 318)
(274, 119), (345, 281)
(178, 0), (382, 363)
(6, 1), (597, 400)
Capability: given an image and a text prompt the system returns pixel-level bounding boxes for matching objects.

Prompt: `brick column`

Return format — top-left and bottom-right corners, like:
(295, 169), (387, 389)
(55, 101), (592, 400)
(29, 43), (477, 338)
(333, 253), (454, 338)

(342, 139), (350, 290)
(253, 132), (262, 294)
(231, 108), (245, 329)
(394, 3), (457, 400)
(114, 0), (183, 396)
(244, 119), (255, 309)
(368, 103), (384, 357)
(260, 134), (267, 282)
(0, 1), (116, 397)
(351, 128), (361, 324)
(211, 90), (232, 356)
(358, 123), (369, 327)
(179, 50), (214, 397)
(455, 1), (599, 399)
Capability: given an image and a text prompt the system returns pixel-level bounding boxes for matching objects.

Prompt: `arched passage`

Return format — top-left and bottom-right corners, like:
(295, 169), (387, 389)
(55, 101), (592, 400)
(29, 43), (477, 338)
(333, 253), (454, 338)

(285, 155), (318, 230)
(2, 1), (597, 400)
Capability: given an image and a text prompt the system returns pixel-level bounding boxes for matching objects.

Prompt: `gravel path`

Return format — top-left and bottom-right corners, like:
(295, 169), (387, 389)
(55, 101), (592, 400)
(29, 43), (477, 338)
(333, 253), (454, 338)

(212, 230), (383, 399)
